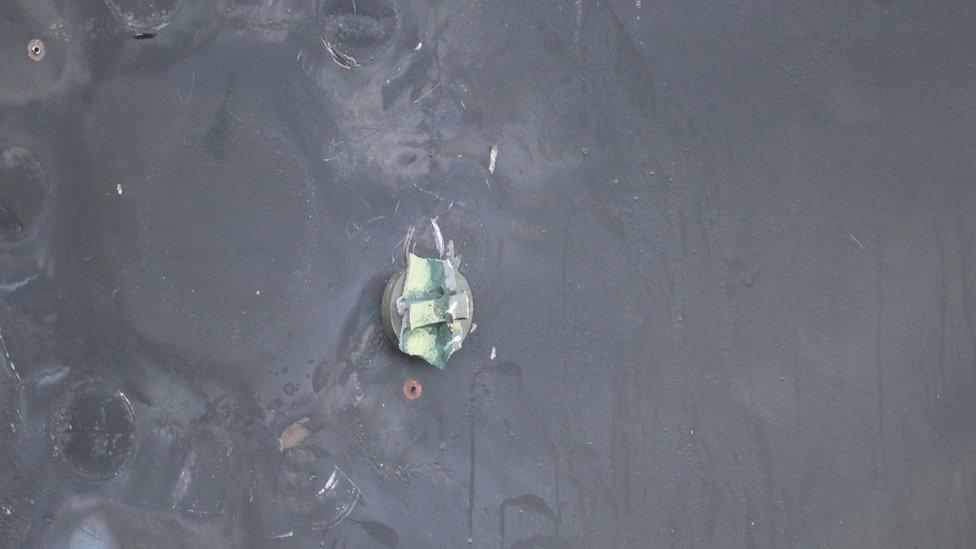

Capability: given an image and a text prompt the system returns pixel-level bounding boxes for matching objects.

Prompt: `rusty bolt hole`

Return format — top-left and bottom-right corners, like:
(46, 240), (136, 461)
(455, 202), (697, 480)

(403, 378), (422, 400)
(28, 39), (44, 62)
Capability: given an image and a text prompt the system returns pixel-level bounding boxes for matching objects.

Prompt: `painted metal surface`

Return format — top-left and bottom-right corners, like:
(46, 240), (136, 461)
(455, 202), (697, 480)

(1, 0), (976, 547)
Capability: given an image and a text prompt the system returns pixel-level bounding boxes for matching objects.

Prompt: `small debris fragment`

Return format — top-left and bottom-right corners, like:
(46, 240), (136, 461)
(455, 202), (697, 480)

(116, 184), (123, 195)
(271, 531), (294, 539)
(403, 378), (422, 400)
(488, 145), (499, 174)
(278, 417), (312, 452)
(490, 346), (496, 360)
(27, 39), (45, 62)
(414, 41), (423, 51)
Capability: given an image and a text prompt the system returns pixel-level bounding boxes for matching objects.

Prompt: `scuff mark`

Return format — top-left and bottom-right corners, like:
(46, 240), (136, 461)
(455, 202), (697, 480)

(177, 69), (196, 106)
(349, 519), (400, 548)
(574, 0), (583, 49)
(309, 466), (362, 529)
(488, 145), (499, 174)
(323, 38), (359, 69)
(0, 273), (37, 294)
(499, 494), (560, 549)
(0, 328), (20, 383)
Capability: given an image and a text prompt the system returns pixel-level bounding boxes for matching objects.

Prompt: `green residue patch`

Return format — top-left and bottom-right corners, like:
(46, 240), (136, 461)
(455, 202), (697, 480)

(394, 254), (472, 368)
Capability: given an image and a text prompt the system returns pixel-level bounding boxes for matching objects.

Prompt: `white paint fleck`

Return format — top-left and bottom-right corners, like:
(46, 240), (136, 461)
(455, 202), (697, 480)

(321, 470), (339, 494)
(270, 531), (294, 539)
(414, 41), (423, 51)
(490, 346), (496, 360)
(488, 145), (499, 174)
(430, 217), (445, 257)
(116, 184), (122, 195)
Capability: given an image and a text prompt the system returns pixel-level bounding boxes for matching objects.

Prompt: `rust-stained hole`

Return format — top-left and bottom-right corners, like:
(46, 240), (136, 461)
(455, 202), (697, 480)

(27, 39), (45, 62)
(402, 378), (422, 400)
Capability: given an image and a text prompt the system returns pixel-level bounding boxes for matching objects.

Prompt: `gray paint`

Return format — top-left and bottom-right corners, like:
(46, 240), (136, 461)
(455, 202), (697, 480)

(0, 0), (974, 547)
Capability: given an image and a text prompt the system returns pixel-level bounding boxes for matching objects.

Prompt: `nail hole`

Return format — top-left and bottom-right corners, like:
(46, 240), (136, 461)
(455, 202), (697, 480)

(27, 39), (45, 62)
(133, 33), (155, 40)
(402, 378), (422, 400)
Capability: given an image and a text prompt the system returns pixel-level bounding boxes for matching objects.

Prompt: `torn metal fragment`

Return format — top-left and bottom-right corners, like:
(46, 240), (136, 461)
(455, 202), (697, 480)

(382, 253), (473, 368)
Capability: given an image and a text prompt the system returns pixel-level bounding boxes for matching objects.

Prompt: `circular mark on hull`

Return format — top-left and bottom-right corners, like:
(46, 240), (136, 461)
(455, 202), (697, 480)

(280, 450), (361, 531)
(52, 381), (135, 481)
(317, 0), (398, 66)
(105, 0), (185, 33)
(173, 428), (234, 517)
(27, 39), (45, 62)
(0, 146), (51, 246)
